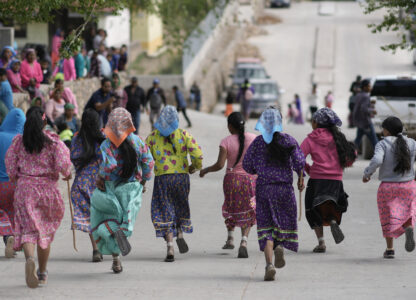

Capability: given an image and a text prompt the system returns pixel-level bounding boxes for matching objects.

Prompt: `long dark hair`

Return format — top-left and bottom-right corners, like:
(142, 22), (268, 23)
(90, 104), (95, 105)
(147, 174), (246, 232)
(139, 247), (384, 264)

(382, 117), (410, 175)
(166, 135), (177, 154)
(23, 106), (51, 154)
(77, 109), (105, 170)
(118, 139), (138, 179)
(228, 112), (245, 167)
(320, 125), (355, 169)
(267, 132), (294, 164)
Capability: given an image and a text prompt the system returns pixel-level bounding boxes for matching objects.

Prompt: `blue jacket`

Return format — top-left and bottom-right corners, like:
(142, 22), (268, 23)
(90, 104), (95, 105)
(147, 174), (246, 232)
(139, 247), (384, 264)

(0, 108), (26, 182)
(0, 80), (14, 111)
(175, 90), (187, 109)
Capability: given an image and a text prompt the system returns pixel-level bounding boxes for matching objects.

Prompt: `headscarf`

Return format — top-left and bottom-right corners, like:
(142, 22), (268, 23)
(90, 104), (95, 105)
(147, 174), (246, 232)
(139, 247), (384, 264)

(1, 46), (16, 58)
(64, 103), (75, 110)
(103, 107), (135, 148)
(154, 105), (179, 137)
(312, 108), (342, 127)
(55, 28), (62, 37)
(255, 107), (283, 144)
(31, 97), (42, 107)
(0, 108), (26, 134)
(25, 48), (36, 60)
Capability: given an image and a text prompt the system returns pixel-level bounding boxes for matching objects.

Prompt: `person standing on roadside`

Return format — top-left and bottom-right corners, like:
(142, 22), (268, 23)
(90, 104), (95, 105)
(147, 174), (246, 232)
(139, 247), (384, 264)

(125, 77), (145, 134)
(307, 83), (319, 120)
(84, 78), (114, 127)
(173, 86), (192, 128)
(348, 75), (362, 128)
(237, 79), (254, 121)
(146, 78), (166, 130)
(190, 82), (201, 111)
(353, 79), (378, 151)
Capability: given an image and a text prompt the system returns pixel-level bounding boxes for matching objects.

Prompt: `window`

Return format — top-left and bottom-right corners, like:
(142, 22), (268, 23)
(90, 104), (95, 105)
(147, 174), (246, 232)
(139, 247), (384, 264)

(371, 80), (416, 98)
(0, 19), (27, 38)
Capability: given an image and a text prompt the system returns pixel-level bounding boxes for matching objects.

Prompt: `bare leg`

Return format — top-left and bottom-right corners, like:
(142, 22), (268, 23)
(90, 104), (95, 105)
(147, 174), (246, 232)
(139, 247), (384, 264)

(23, 243), (36, 259)
(241, 227), (251, 247)
(313, 226), (326, 252)
(264, 240), (274, 265)
(166, 232), (174, 256)
(37, 245), (50, 273)
(385, 237), (394, 249)
(89, 234), (98, 251)
(223, 228), (234, 249)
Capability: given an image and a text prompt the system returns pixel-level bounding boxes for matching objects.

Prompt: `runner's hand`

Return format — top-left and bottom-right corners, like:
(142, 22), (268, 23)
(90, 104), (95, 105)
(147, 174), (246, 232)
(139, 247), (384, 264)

(199, 168), (208, 178)
(188, 165), (196, 174)
(297, 177), (305, 192)
(362, 176), (370, 183)
(62, 173), (72, 181)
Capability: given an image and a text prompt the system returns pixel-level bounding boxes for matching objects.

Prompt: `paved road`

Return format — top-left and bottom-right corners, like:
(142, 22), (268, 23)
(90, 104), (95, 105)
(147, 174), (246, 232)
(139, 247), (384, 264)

(1, 2), (416, 299)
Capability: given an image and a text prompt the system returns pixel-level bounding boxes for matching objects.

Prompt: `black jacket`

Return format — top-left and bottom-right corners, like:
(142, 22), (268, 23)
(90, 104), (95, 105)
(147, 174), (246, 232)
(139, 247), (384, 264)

(124, 85), (145, 113)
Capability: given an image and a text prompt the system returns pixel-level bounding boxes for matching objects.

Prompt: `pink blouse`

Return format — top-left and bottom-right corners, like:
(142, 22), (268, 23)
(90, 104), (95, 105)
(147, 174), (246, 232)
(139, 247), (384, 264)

(45, 98), (65, 122)
(20, 60), (43, 88)
(6, 69), (22, 93)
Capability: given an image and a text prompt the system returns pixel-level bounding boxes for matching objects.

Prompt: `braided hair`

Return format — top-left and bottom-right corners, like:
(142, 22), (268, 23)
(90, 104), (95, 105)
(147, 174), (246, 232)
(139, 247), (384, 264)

(382, 117), (411, 175)
(227, 112), (245, 167)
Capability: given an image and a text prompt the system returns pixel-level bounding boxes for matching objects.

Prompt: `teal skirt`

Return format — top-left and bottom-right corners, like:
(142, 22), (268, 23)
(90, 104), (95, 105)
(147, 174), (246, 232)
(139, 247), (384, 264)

(91, 181), (143, 255)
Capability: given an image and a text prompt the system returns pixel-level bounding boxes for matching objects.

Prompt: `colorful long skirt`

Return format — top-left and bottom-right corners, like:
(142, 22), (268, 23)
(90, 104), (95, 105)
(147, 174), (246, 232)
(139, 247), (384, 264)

(377, 181), (416, 238)
(0, 182), (16, 236)
(305, 179), (348, 229)
(256, 183), (298, 252)
(91, 181), (143, 255)
(71, 168), (99, 233)
(222, 173), (256, 230)
(151, 174), (192, 238)
(13, 177), (65, 250)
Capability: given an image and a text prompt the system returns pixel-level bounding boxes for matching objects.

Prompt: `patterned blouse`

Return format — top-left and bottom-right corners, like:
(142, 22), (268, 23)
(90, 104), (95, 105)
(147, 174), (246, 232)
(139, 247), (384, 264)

(243, 134), (305, 186)
(99, 134), (154, 182)
(146, 128), (203, 176)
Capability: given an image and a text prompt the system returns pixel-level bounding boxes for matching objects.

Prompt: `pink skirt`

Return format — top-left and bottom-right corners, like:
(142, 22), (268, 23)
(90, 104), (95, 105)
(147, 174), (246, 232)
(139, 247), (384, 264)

(13, 178), (65, 250)
(222, 173), (256, 230)
(0, 182), (16, 236)
(377, 181), (416, 238)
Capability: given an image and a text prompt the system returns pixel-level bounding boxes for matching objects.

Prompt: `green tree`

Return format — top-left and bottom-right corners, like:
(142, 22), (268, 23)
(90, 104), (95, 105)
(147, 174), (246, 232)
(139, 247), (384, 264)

(364, 0), (416, 51)
(0, 0), (227, 57)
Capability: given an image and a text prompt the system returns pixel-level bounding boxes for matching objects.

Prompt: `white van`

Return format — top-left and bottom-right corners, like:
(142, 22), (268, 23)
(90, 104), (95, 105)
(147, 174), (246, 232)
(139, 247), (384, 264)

(362, 75), (416, 158)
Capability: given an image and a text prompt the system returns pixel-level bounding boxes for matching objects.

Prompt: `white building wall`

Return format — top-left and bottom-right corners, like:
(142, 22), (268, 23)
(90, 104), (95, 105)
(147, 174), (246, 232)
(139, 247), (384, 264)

(98, 8), (130, 47)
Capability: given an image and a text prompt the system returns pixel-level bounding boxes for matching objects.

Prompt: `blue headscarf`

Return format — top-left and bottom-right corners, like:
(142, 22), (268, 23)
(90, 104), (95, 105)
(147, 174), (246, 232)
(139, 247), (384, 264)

(154, 105), (179, 137)
(255, 107), (283, 144)
(1, 46), (16, 58)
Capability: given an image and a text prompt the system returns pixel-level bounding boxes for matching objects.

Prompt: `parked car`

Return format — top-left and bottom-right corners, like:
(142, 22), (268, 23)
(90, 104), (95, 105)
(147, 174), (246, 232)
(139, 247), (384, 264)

(361, 75), (416, 159)
(249, 79), (282, 116)
(230, 58), (270, 90)
(270, 0), (291, 8)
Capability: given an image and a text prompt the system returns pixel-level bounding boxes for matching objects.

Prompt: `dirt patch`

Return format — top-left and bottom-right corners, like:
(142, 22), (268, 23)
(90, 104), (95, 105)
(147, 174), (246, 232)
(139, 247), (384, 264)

(235, 42), (264, 61)
(256, 14), (282, 25)
(246, 24), (268, 37)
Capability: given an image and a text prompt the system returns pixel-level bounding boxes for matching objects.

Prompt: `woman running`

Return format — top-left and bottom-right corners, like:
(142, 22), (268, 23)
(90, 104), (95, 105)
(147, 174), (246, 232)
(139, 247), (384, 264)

(6, 106), (72, 288)
(199, 112), (256, 258)
(363, 116), (416, 259)
(300, 108), (356, 253)
(70, 109), (105, 262)
(146, 105), (203, 262)
(243, 107), (305, 281)
(90, 108), (154, 273)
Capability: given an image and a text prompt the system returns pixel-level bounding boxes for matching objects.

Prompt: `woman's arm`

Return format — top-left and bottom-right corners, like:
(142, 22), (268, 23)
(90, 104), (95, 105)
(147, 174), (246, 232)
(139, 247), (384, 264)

(363, 141), (384, 182)
(199, 146), (227, 177)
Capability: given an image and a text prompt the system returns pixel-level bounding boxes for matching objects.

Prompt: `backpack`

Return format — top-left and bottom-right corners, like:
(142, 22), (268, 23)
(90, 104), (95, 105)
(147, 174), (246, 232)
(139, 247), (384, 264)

(150, 92), (162, 109)
(244, 88), (253, 101)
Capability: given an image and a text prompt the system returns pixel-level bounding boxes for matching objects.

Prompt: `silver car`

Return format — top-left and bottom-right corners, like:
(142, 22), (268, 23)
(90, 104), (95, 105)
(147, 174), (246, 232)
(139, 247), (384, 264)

(230, 58), (270, 89)
(249, 79), (281, 116)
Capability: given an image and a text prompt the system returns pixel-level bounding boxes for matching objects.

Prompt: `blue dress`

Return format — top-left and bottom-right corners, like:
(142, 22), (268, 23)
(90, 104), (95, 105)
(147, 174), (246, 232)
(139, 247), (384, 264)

(70, 135), (102, 232)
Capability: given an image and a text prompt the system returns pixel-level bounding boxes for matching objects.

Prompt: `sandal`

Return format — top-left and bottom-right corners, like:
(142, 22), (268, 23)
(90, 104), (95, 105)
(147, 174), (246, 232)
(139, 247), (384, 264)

(383, 249), (395, 259)
(5, 236), (15, 258)
(222, 238), (235, 250)
(237, 245), (248, 258)
(176, 238), (189, 254)
(113, 229), (131, 256)
(112, 256), (123, 273)
(25, 257), (39, 288)
(405, 227), (415, 252)
(274, 246), (285, 268)
(92, 250), (103, 262)
(313, 245), (326, 253)
(264, 263), (276, 281)
(37, 269), (48, 285)
(330, 221), (345, 244)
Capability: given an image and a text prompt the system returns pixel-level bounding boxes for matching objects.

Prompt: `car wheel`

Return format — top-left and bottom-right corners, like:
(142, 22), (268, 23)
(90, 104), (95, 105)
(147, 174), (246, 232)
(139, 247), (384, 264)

(362, 136), (374, 160)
